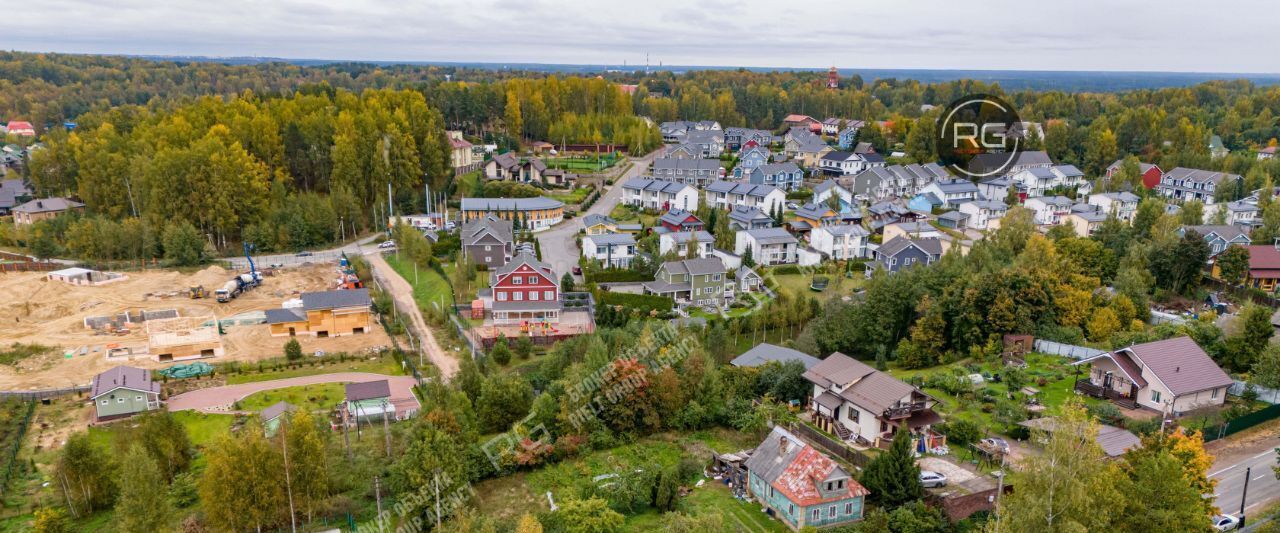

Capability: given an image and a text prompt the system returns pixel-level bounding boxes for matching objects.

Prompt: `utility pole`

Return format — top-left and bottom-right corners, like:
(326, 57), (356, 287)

(993, 450), (1007, 531)
(382, 400), (392, 458)
(342, 405), (352, 461)
(1241, 466), (1252, 527)
(434, 469), (443, 531)
(282, 418), (297, 533)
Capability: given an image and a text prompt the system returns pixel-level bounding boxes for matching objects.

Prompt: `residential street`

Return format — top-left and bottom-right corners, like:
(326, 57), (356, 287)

(536, 150), (657, 278)
(365, 251), (460, 380)
(1214, 447), (1280, 520)
(166, 372), (419, 413)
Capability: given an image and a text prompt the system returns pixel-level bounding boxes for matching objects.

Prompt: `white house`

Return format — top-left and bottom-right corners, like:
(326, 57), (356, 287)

(1072, 336), (1232, 415)
(917, 178), (982, 208)
(581, 233), (636, 268)
(1024, 196), (1073, 225)
(1225, 199), (1261, 226)
(804, 352), (942, 447)
(819, 151), (886, 177)
(1087, 192), (1141, 222)
(809, 224), (870, 260)
(704, 181), (786, 214)
(659, 230), (715, 258)
(957, 200), (1009, 230)
(620, 178), (698, 211)
(735, 227), (799, 265)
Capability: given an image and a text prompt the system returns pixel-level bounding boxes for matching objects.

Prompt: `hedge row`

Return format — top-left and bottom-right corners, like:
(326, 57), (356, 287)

(599, 291), (674, 313)
(588, 270), (653, 283)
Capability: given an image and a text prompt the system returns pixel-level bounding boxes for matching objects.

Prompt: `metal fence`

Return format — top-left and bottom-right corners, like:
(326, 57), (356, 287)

(1033, 339), (1104, 360)
(1229, 380), (1280, 404)
(1199, 402), (1280, 442)
(224, 250), (346, 270)
(0, 385), (90, 400)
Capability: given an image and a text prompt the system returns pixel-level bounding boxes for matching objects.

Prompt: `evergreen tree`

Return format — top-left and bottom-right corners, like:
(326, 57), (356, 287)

(284, 338), (303, 361)
(860, 429), (923, 508)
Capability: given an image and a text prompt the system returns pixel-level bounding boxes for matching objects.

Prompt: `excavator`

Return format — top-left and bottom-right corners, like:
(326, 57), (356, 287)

(189, 285), (206, 299)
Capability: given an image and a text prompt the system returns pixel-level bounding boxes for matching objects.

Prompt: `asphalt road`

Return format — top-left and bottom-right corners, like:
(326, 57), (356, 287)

(535, 151), (657, 278)
(1214, 448), (1280, 520)
(226, 233), (384, 271)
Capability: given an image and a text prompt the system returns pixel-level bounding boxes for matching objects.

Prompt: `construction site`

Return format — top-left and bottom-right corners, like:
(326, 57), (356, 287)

(0, 260), (391, 390)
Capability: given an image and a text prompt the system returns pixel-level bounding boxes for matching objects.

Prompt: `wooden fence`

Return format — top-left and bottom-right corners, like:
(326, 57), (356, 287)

(0, 261), (58, 272)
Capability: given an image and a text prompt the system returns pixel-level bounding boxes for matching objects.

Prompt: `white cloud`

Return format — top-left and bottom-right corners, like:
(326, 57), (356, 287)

(3, 0), (1277, 73)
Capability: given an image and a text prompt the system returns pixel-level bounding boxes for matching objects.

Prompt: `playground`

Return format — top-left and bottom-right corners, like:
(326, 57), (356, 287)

(472, 312), (595, 348)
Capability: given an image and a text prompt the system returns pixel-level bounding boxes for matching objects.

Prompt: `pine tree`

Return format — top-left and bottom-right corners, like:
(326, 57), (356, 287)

(860, 429), (923, 507)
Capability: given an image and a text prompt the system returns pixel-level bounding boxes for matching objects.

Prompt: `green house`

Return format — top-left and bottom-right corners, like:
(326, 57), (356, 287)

(260, 401), (295, 437)
(345, 380), (394, 423)
(91, 366), (161, 422)
(744, 427), (869, 529)
(642, 257), (730, 307)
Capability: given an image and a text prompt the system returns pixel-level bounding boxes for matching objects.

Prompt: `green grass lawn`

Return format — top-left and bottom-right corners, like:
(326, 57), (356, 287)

(87, 409), (235, 451)
(387, 254), (455, 309)
(225, 354), (401, 384)
(766, 270), (862, 302)
(544, 155), (619, 171)
(546, 187), (592, 204)
(235, 383), (346, 413)
(453, 170), (482, 199)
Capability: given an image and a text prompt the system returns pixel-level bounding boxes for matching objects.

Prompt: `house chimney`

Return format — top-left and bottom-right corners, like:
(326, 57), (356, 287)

(1175, 366), (1180, 373)
(779, 436), (789, 454)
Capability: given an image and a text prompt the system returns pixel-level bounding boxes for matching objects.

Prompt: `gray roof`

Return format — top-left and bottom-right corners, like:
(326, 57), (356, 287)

(661, 257), (726, 276)
(1073, 211), (1109, 223)
(1184, 224), (1249, 242)
(736, 266), (762, 280)
(969, 150), (1053, 174)
(462, 214), (514, 246)
(743, 426), (811, 486)
(643, 279), (692, 294)
(91, 366), (159, 398)
(1106, 159), (1158, 174)
(494, 251), (553, 277)
(1019, 418), (1141, 457)
(878, 236), (944, 258)
(817, 224), (869, 237)
(345, 380), (391, 401)
(621, 177), (691, 194)
(741, 227), (798, 245)
(265, 308), (306, 324)
(932, 178), (979, 194)
(728, 205), (771, 224)
(705, 180), (781, 199)
(1095, 192), (1141, 203)
(583, 214), (616, 228)
(754, 162), (801, 175)
(659, 209), (701, 227)
(1053, 164), (1084, 177)
(1228, 200), (1261, 213)
(490, 152), (519, 170)
(813, 179), (848, 195)
(460, 196), (563, 212)
(301, 288), (372, 311)
(731, 343), (820, 369)
(1163, 167), (1243, 186)
(938, 211), (968, 222)
(12, 197), (83, 214)
(1032, 195), (1073, 207)
(584, 233), (635, 246)
(260, 401), (295, 422)
(821, 150), (859, 162)
(963, 200), (1008, 211)
(652, 158), (723, 172)
(793, 202), (837, 221)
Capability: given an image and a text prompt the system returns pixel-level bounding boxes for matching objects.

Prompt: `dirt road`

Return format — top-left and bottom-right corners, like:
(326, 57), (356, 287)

(166, 372), (419, 412)
(365, 252), (459, 380)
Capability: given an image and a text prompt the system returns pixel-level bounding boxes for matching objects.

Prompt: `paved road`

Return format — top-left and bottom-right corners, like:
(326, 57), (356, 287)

(365, 252), (460, 380)
(226, 233), (384, 270)
(536, 151), (657, 278)
(166, 372), (419, 413)
(1214, 448), (1280, 520)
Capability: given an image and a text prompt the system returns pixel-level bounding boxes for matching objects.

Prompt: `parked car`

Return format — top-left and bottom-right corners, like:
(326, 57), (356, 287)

(1212, 514), (1240, 531)
(295, 250), (314, 257)
(786, 202), (800, 210)
(572, 265), (582, 275)
(920, 471), (947, 488)
(445, 221), (456, 230)
(378, 240), (397, 249)
(981, 437), (1010, 453)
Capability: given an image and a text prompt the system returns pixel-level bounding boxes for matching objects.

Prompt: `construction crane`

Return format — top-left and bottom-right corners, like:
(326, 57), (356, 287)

(243, 242), (261, 287)
(189, 286), (206, 299)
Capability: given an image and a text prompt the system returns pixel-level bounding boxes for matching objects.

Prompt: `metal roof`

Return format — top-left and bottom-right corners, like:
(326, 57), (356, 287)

(301, 288), (371, 311)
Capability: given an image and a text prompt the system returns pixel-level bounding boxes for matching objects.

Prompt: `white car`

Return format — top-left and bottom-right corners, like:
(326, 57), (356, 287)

(920, 471), (947, 488)
(378, 240), (397, 249)
(1212, 514), (1240, 531)
(786, 202), (800, 210)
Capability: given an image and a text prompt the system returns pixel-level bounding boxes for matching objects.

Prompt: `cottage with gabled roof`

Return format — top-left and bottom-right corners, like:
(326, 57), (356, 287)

(12, 197), (84, 226)
(735, 227), (799, 265)
(657, 208), (703, 232)
(461, 214), (515, 269)
(484, 251), (561, 325)
(745, 427), (869, 529)
(867, 236), (942, 276)
(1088, 192), (1141, 221)
(733, 145), (772, 178)
(1181, 225), (1251, 258)
(620, 177), (697, 212)
(749, 162), (804, 191)
(659, 230), (714, 258)
(809, 224), (869, 260)
(582, 233), (636, 268)
(704, 180), (786, 214)
(818, 151), (884, 177)
(804, 352), (942, 447)
(732, 343), (821, 369)
(1105, 159), (1163, 189)
(91, 366), (161, 422)
(727, 205), (774, 231)
(957, 200), (1008, 230)
(812, 180), (852, 209)
(1072, 337), (1232, 414)
(643, 257), (730, 307)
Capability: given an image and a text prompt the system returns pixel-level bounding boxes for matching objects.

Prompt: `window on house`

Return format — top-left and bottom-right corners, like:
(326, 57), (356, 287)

(829, 505), (836, 518)
(513, 277), (523, 285)
(484, 245), (492, 251)
(845, 502), (854, 515)
(135, 396), (143, 402)
(527, 276), (538, 284)
(544, 291), (554, 300)
(1151, 390), (1162, 403)
(1212, 388), (1219, 399)
(812, 509), (820, 521)
(514, 292), (523, 301)
(117, 398), (125, 403)
(770, 487), (775, 498)
(529, 292), (539, 301)
(100, 399), (108, 405)
(497, 292), (508, 301)
(838, 479), (845, 489)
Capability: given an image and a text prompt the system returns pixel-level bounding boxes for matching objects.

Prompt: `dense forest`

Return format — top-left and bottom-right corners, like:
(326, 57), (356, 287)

(3, 51), (1280, 261)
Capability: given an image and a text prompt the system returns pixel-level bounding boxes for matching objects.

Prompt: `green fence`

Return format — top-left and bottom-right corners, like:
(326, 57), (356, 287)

(0, 401), (36, 496)
(1200, 402), (1280, 442)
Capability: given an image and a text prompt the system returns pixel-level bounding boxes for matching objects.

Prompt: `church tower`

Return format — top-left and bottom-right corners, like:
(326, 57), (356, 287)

(827, 66), (839, 89)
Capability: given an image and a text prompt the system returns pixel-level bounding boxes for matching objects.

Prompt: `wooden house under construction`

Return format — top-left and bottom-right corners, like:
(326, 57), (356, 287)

(266, 288), (372, 338)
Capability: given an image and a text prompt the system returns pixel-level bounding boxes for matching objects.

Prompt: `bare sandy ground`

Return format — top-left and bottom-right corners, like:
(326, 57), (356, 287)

(0, 264), (390, 389)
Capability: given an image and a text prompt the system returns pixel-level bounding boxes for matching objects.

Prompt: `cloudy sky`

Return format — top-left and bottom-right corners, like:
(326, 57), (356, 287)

(5, 0), (1278, 73)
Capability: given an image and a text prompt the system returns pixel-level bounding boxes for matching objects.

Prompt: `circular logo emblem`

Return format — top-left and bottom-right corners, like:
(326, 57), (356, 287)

(935, 94), (1022, 178)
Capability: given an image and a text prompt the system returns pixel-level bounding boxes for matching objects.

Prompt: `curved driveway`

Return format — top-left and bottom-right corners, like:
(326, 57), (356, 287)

(166, 372), (419, 413)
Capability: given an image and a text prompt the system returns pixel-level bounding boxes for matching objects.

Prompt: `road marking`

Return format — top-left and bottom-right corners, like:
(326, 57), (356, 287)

(1211, 450), (1279, 478)
(1254, 474), (1268, 481)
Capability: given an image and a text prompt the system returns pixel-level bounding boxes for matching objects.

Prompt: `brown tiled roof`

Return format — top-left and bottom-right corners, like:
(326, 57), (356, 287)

(802, 352), (921, 414)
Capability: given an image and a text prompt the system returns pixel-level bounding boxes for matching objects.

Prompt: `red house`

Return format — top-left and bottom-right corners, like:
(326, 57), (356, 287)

(1106, 159), (1163, 190)
(486, 252), (561, 325)
(658, 209), (704, 232)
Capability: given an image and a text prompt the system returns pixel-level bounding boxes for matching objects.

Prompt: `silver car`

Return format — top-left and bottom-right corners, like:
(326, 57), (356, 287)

(920, 471), (948, 488)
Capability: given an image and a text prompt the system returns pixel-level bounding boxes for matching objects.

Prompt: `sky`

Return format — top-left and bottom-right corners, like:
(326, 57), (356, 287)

(5, 0), (1279, 74)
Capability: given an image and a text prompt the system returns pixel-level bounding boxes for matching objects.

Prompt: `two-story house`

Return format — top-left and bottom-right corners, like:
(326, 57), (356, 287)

(1072, 337), (1232, 414)
(1155, 167), (1243, 205)
(727, 205), (775, 231)
(977, 175), (1026, 204)
(866, 237), (943, 276)
(643, 257), (730, 307)
(809, 224), (870, 260)
(735, 227), (799, 265)
(916, 178), (982, 209)
(813, 180), (853, 209)
(745, 427), (870, 529)
(484, 152), (521, 180)
(704, 181), (786, 214)
(620, 178), (697, 211)
(1105, 159), (1163, 190)
(819, 151), (885, 177)
(792, 203), (842, 229)
(1181, 225), (1251, 259)
(1024, 196), (1073, 225)
(657, 209), (704, 232)
(1087, 192), (1141, 222)
(582, 233), (636, 268)
(1225, 199), (1261, 227)
(749, 162), (805, 191)
(967, 150), (1053, 177)
(659, 230), (715, 258)
(461, 214), (515, 269)
(733, 145), (772, 178)
(485, 252), (561, 325)
(683, 130), (725, 158)
(836, 121), (866, 150)
(12, 197), (84, 226)
(1247, 243), (1280, 292)
(804, 352), (943, 447)
(956, 200), (1009, 230)
(651, 158), (724, 187)
(725, 127), (773, 150)
(853, 164), (949, 202)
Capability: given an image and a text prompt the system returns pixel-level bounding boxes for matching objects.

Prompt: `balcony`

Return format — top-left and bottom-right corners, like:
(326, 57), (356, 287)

(882, 401), (929, 420)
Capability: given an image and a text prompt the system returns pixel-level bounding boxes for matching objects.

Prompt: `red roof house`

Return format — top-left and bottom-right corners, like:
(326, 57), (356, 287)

(1247, 244), (1280, 293)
